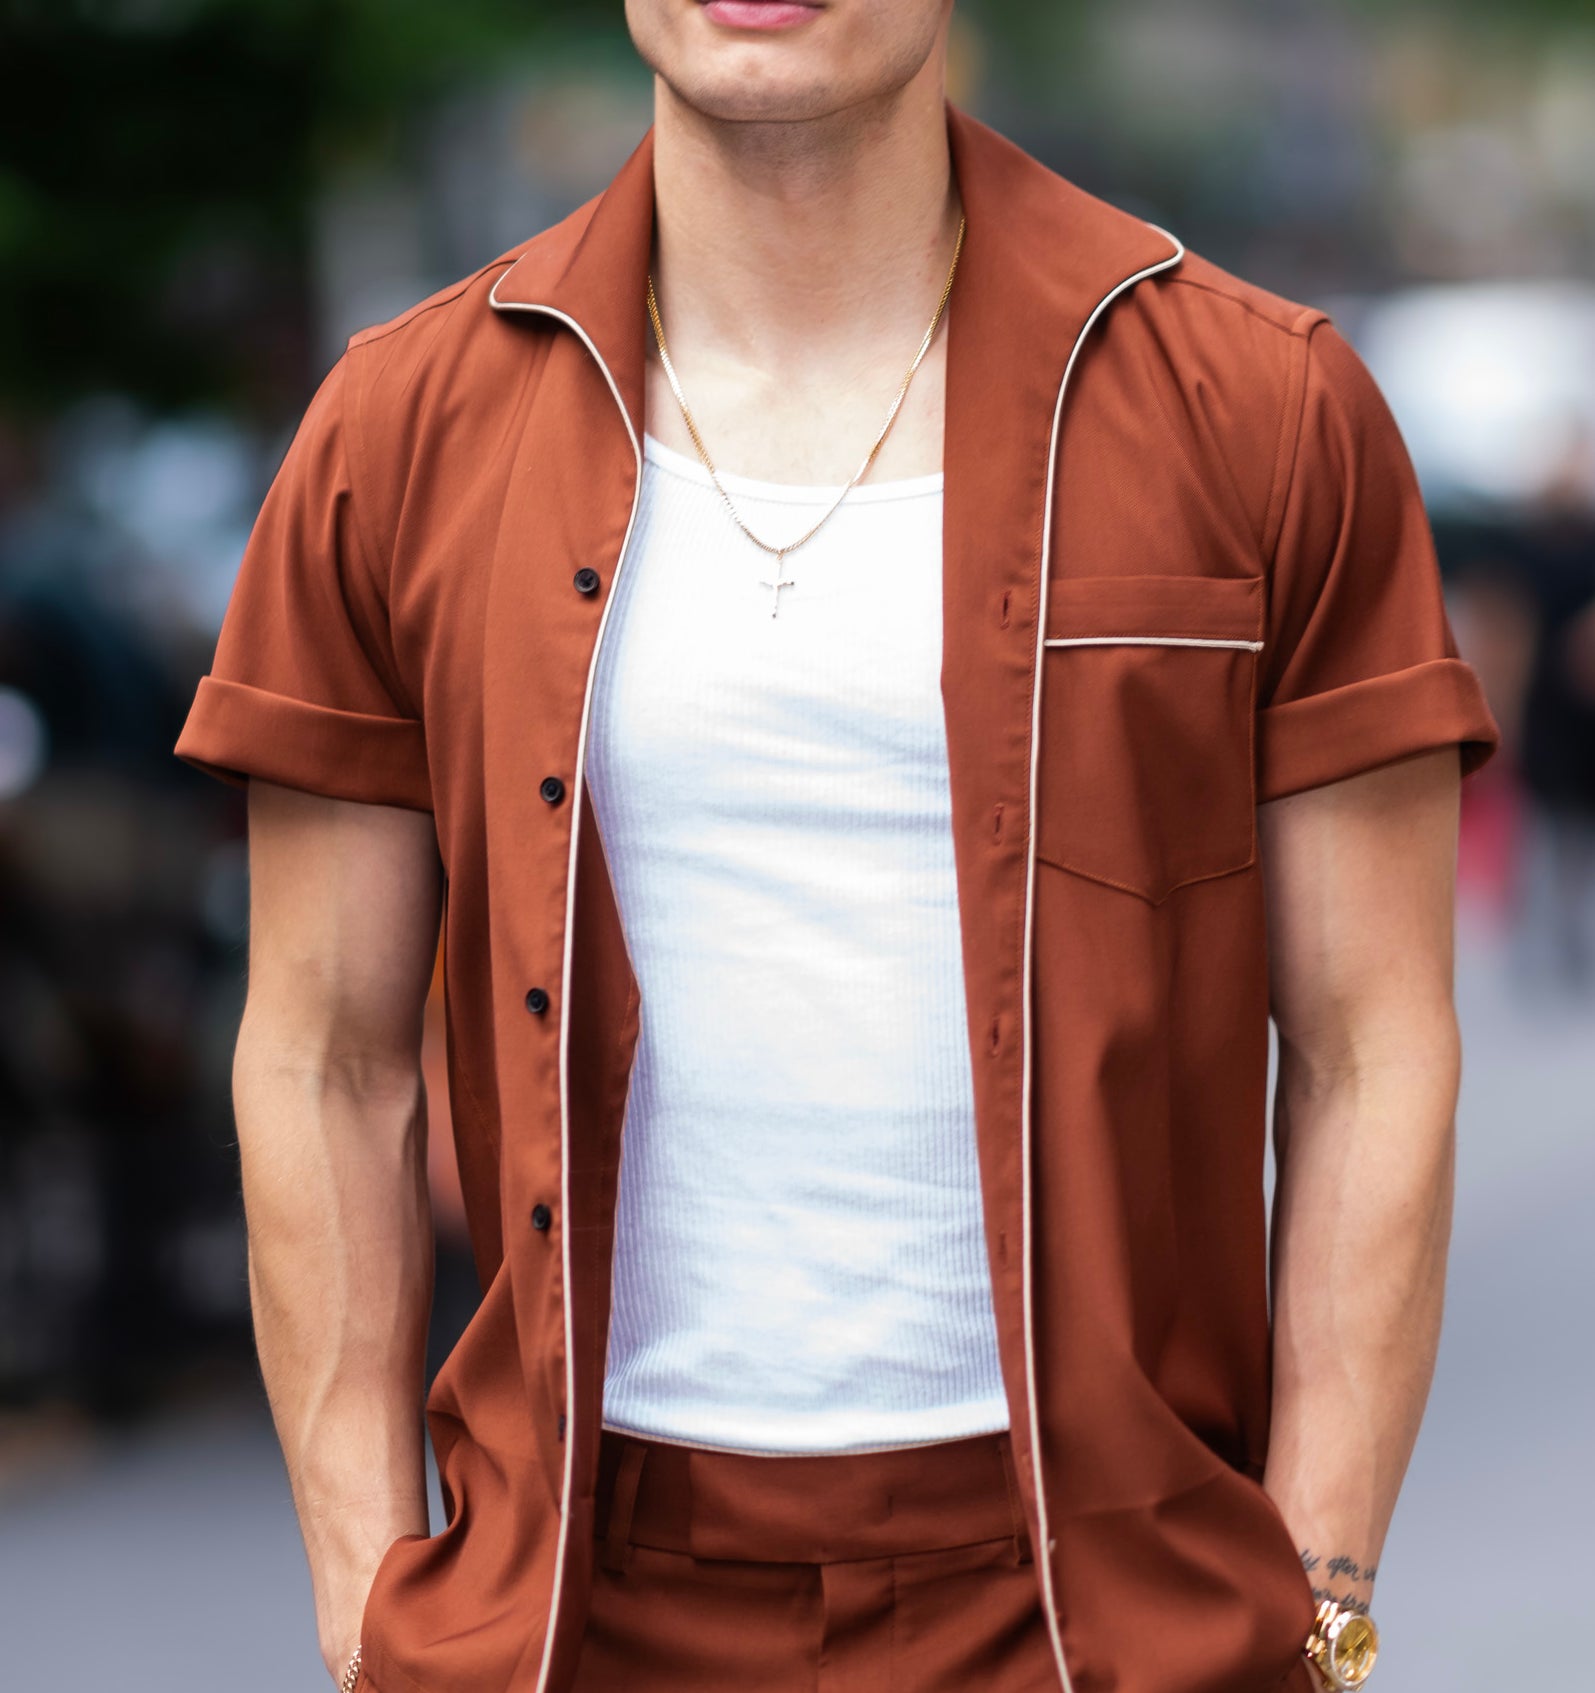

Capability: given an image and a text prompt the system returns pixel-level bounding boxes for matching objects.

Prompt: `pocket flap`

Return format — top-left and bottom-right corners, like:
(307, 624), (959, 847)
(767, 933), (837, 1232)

(1046, 574), (1265, 646)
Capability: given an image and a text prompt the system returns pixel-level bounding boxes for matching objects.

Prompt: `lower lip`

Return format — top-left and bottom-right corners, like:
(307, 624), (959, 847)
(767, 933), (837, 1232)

(701, 1), (820, 31)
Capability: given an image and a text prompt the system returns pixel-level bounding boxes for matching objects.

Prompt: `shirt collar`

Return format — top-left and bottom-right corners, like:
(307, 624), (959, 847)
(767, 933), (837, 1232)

(487, 97), (1183, 448)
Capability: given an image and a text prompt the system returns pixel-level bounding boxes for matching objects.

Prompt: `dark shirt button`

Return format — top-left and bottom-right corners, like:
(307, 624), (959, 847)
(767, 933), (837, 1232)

(531, 1203), (552, 1231)
(573, 567), (601, 595)
(540, 775), (565, 805)
(557, 1413), (567, 1440)
(524, 986), (550, 1015)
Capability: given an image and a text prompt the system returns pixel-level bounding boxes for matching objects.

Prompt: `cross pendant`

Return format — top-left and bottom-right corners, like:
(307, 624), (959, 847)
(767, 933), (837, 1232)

(758, 553), (796, 618)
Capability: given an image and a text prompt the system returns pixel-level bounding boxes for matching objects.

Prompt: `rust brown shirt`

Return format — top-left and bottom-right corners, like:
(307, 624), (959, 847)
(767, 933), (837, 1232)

(175, 101), (1500, 1693)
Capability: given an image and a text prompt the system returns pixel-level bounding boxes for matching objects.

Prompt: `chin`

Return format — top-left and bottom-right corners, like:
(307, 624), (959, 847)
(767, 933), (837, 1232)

(668, 24), (851, 124)
(671, 68), (853, 126)
(630, 0), (944, 126)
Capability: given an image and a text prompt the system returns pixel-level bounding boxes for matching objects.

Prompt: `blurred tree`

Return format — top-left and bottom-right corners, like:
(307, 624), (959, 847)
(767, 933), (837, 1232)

(0, 0), (625, 414)
(2, 0), (1585, 413)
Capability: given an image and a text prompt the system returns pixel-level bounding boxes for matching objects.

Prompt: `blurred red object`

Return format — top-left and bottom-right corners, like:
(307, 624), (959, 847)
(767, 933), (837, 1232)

(1458, 747), (1523, 927)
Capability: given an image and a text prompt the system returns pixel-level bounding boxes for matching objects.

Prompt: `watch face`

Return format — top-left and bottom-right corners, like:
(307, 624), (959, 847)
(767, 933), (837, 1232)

(1328, 1613), (1379, 1686)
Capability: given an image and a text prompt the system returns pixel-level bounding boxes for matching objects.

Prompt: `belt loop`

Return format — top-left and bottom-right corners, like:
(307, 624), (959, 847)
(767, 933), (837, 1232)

(600, 1438), (648, 1574)
(998, 1434), (1034, 1566)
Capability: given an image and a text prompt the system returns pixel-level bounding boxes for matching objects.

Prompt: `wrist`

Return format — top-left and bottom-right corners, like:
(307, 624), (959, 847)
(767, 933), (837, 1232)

(1299, 1547), (1377, 1627)
(1307, 1580), (1374, 1616)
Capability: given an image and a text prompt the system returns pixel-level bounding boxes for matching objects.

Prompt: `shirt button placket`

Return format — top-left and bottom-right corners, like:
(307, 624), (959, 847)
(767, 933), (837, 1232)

(529, 568), (598, 1478)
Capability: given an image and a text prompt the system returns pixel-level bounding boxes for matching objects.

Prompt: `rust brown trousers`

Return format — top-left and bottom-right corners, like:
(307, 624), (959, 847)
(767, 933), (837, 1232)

(573, 1428), (1054, 1693)
(175, 98), (1501, 1693)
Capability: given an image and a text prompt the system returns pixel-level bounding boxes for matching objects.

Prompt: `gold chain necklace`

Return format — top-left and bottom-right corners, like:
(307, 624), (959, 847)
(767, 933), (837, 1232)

(644, 213), (966, 619)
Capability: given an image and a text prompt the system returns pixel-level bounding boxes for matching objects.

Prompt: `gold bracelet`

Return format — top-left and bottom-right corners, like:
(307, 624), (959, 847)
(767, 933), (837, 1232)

(339, 1643), (362, 1693)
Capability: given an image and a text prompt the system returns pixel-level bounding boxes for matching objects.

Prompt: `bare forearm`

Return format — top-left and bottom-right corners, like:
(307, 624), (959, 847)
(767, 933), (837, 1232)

(1264, 1014), (1460, 1615)
(235, 1021), (435, 1674)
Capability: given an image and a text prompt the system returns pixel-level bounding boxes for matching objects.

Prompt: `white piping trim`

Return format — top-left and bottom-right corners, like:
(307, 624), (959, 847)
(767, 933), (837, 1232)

(1022, 221), (1185, 1693)
(1043, 634), (1263, 651)
(489, 274), (645, 1693)
(490, 219), (1187, 1692)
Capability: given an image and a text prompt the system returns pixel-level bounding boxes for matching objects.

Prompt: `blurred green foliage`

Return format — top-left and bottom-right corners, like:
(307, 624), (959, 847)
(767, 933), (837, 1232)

(0, 1), (627, 413)
(1, 0), (1587, 414)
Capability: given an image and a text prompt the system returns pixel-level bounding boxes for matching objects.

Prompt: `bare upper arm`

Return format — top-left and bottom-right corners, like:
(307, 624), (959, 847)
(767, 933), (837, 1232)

(241, 779), (443, 1070)
(1258, 747), (1462, 1079)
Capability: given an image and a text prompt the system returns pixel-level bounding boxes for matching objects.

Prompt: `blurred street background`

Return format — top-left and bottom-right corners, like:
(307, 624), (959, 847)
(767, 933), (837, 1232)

(1, 2), (1591, 1689)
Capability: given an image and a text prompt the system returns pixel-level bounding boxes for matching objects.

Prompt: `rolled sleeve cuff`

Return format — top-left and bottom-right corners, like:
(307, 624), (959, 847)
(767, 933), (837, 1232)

(1256, 657), (1501, 804)
(174, 675), (432, 812)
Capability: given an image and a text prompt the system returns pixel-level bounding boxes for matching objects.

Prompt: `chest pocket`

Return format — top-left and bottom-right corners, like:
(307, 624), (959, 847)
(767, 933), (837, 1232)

(1035, 573), (1263, 905)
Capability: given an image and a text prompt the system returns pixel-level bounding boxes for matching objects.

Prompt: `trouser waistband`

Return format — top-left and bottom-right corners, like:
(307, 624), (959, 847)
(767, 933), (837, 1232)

(594, 1427), (1033, 1572)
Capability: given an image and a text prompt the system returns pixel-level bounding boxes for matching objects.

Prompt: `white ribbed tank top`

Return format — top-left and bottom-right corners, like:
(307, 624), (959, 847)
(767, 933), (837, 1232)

(585, 429), (1008, 1455)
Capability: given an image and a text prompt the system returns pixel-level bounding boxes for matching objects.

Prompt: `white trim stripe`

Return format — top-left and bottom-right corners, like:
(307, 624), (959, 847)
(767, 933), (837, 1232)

(489, 274), (645, 1693)
(1043, 634), (1263, 651)
(1021, 221), (1186, 1693)
(489, 216), (1191, 1693)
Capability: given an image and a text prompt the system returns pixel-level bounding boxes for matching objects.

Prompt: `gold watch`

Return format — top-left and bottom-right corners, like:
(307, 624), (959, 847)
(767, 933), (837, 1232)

(1303, 1598), (1379, 1689)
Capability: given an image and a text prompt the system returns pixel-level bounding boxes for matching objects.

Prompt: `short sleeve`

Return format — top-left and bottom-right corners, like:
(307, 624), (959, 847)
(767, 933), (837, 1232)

(1255, 317), (1501, 804)
(173, 351), (431, 811)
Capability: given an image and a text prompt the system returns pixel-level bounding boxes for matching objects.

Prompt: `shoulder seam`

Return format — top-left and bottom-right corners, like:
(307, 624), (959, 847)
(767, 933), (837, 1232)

(1260, 309), (1322, 578)
(347, 257), (519, 351)
(1165, 272), (1329, 340)
(335, 345), (424, 720)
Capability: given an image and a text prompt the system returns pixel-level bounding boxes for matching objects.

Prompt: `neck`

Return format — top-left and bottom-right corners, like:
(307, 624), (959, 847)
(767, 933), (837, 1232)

(648, 69), (961, 377)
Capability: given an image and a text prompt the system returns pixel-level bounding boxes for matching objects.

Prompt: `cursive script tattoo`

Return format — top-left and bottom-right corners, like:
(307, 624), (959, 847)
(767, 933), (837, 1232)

(1310, 1587), (1371, 1615)
(1299, 1547), (1375, 1614)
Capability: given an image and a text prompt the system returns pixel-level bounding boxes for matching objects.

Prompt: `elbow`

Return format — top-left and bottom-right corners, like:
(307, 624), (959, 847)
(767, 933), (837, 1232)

(1273, 995), (1462, 1149)
(233, 984), (426, 1103)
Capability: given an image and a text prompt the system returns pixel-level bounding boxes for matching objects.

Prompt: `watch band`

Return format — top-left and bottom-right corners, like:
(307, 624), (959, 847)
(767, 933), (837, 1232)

(338, 1643), (362, 1693)
(1304, 1598), (1380, 1689)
